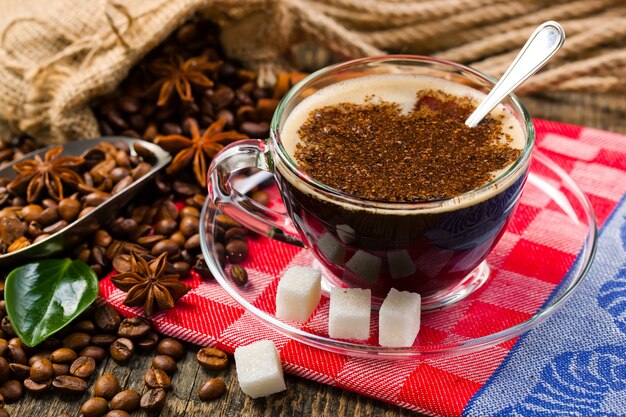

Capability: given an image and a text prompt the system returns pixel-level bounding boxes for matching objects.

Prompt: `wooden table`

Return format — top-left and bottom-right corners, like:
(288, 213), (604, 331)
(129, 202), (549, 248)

(11, 93), (626, 417)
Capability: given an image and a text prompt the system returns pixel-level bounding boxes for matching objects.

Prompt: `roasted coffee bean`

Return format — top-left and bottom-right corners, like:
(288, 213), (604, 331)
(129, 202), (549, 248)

(63, 332), (91, 351)
(136, 234), (164, 248)
(79, 206), (96, 218)
(112, 176), (133, 194)
(0, 380), (23, 402)
(0, 358), (9, 384)
(179, 216), (199, 238)
(230, 264), (248, 286)
(225, 239), (248, 263)
(94, 229), (113, 248)
(1, 318), (15, 338)
(240, 121), (270, 138)
(26, 221), (43, 238)
(83, 192), (110, 207)
(110, 338), (134, 363)
(58, 198), (81, 222)
(136, 332), (159, 351)
(38, 206), (59, 226)
(151, 239), (178, 257)
(156, 338), (184, 360)
(73, 319), (97, 334)
(140, 387), (166, 413)
(23, 378), (51, 394)
(144, 369), (171, 390)
(80, 397), (109, 417)
(0, 340), (7, 358)
(27, 359), (49, 383)
(42, 219), (68, 234)
(80, 346), (107, 363)
(131, 162), (151, 180)
(51, 347), (78, 364)
(215, 214), (241, 230)
(52, 375), (88, 394)
(110, 167), (130, 184)
(95, 305), (122, 332)
(52, 363), (69, 376)
(183, 234), (200, 250)
(69, 356), (96, 379)
(20, 204), (43, 222)
(8, 363), (29, 381)
(198, 378), (226, 401)
(27, 351), (50, 366)
(196, 347), (228, 370)
(169, 231), (186, 247)
(105, 411), (130, 417)
(225, 227), (246, 241)
(7, 344), (26, 365)
(91, 334), (117, 347)
(180, 206), (200, 218)
(118, 317), (151, 339)
(110, 389), (141, 412)
(94, 373), (120, 400)
(173, 261), (191, 277)
(176, 22), (198, 43)
(152, 355), (176, 374)
(119, 96), (140, 114)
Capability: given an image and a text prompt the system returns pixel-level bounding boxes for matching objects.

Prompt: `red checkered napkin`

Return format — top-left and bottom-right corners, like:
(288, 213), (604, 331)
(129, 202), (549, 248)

(101, 120), (626, 417)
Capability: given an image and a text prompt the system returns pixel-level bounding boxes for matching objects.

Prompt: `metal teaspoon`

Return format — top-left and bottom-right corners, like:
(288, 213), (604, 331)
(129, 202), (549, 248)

(465, 21), (565, 128)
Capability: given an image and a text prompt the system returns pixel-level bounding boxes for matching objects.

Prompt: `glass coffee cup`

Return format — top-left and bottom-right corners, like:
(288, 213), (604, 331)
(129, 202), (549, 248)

(208, 56), (534, 309)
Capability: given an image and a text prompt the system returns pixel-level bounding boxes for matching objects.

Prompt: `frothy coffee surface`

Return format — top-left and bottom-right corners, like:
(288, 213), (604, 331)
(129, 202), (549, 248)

(281, 75), (525, 202)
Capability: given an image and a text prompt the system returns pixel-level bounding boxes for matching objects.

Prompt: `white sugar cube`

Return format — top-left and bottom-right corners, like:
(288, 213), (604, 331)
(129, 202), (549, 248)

(318, 232), (345, 264)
(336, 224), (356, 244)
(346, 250), (382, 283)
(378, 288), (421, 347)
(276, 266), (322, 323)
(328, 287), (371, 340)
(234, 340), (286, 398)
(387, 250), (417, 279)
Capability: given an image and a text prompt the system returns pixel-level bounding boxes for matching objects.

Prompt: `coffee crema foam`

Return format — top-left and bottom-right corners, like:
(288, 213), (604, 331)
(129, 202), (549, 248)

(275, 74), (528, 214)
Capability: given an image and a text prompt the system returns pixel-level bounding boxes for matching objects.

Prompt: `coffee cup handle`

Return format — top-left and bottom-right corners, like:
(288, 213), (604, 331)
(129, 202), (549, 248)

(208, 139), (305, 247)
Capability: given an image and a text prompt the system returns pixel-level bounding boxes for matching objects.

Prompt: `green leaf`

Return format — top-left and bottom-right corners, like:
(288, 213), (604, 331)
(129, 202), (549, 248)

(5, 259), (98, 347)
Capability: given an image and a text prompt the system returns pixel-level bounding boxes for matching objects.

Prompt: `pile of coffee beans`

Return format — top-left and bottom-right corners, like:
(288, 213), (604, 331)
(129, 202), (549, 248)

(0, 141), (156, 255)
(0, 134), (37, 171)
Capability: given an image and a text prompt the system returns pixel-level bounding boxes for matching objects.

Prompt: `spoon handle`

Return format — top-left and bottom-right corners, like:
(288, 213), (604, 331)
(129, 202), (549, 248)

(465, 21), (565, 128)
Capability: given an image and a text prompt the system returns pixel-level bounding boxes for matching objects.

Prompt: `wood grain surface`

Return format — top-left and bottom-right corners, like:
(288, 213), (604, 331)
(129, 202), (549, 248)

(9, 93), (626, 417)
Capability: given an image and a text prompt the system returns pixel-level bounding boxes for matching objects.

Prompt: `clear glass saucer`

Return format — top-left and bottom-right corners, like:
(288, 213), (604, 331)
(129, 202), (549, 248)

(200, 152), (597, 358)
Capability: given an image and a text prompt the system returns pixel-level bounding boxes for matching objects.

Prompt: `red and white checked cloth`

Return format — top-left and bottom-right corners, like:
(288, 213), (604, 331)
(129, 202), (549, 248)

(101, 120), (626, 416)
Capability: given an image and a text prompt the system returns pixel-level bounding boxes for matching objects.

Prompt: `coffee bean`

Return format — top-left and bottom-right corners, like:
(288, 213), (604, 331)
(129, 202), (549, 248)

(23, 378), (51, 394)
(51, 347), (78, 364)
(176, 22), (198, 43)
(136, 332), (159, 351)
(156, 338), (184, 360)
(183, 233), (200, 251)
(151, 239), (179, 257)
(110, 389), (140, 412)
(29, 358), (54, 382)
(69, 356), (96, 379)
(0, 339), (8, 357)
(119, 96), (140, 114)
(240, 121), (270, 138)
(94, 229), (113, 248)
(91, 334), (117, 347)
(110, 338), (134, 363)
(152, 355), (176, 374)
(8, 363), (29, 381)
(7, 344), (26, 365)
(215, 214), (241, 230)
(117, 317), (151, 339)
(225, 239), (248, 263)
(196, 347), (228, 370)
(52, 363), (69, 376)
(52, 375), (88, 394)
(63, 332), (91, 351)
(94, 373), (120, 400)
(80, 397), (109, 417)
(140, 387), (166, 413)
(0, 380), (23, 402)
(57, 198), (81, 222)
(0, 358), (9, 384)
(20, 204), (43, 222)
(144, 369), (171, 390)
(136, 234), (164, 249)
(1, 318), (15, 338)
(131, 162), (152, 180)
(173, 261), (191, 277)
(230, 264), (248, 286)
(38, 206), (59, 226)
(180, 206), (200, 218)
(179, 216), (199, 238)
(95, 305), (122, 332)
(105, 411), (130, 417)
(73, 319), (97, 334)
(225, 227), (246, 241)
(198, 378), (226, 401)
(80, 346), (107, 363)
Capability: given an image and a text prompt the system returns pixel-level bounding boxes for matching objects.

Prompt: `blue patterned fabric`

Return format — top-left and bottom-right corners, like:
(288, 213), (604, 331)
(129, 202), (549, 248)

(465, 196), (626, 416)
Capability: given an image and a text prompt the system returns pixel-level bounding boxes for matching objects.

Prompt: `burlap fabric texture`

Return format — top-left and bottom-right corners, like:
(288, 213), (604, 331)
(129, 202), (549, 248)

(0, 0), (625, 145)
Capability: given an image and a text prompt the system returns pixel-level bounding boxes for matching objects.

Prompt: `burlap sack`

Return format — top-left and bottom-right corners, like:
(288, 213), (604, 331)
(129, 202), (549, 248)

(0, 0), (625, 145)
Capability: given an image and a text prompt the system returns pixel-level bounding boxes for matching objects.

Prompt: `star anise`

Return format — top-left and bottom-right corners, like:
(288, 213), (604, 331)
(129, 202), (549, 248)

(7, 146), (84, 203)
(111, 251), (191, 316)
(148, 54), (221, 106)
(155, 117), (246, 187)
